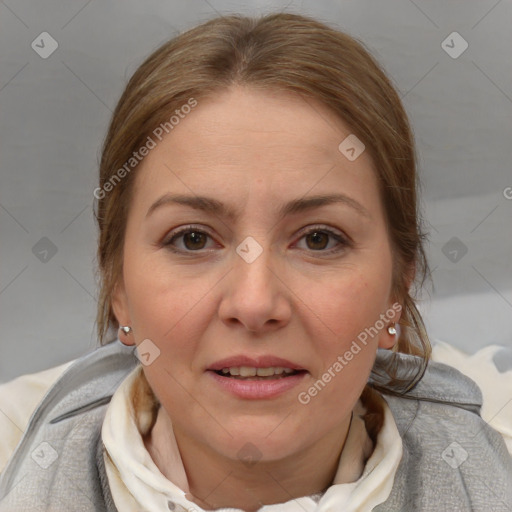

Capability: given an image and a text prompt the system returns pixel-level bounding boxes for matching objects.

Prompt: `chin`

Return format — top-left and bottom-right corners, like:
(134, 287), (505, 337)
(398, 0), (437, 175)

(209, 420), (308, 462)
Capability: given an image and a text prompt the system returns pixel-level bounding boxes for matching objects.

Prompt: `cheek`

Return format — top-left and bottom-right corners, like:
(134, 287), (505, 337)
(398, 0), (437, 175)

(122, 250), (218, 358)
(293, 259), (393, 403)
(296, 274), (384, 421)
(300, 269), (390, 344)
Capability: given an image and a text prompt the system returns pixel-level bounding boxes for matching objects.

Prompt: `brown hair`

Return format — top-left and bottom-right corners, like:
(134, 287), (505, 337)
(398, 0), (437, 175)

(94, 12), (432, 393)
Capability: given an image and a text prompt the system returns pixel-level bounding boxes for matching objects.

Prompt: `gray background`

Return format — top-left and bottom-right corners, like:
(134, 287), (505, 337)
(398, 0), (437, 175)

(1, 0), (511, 383)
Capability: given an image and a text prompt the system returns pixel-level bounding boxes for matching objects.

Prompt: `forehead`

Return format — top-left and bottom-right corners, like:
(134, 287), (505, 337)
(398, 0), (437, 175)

(165, 87), (354, 160)
(132, 86), (380, 211)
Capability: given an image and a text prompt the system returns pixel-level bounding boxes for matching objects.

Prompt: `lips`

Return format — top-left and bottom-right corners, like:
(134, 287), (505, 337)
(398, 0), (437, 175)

(206, 355), (308, 399)
(218, 366), (296, 378)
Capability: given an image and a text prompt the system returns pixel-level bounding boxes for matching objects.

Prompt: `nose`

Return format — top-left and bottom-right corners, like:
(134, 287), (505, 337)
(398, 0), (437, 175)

(218, 242), (291, 334)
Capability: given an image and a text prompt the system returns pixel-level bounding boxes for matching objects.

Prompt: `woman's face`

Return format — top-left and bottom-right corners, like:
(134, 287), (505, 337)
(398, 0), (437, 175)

(113, 86), (400, 463)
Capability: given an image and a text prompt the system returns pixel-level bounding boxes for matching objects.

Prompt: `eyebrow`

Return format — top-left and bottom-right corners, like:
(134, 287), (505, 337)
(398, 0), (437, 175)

(146, 193), (371, 221)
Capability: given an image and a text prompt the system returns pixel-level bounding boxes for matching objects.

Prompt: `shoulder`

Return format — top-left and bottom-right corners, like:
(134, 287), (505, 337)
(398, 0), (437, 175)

(431, 339), (512, 454)
(0, 360), (74, 474)
(0, 341), (139, 508)
(374, 348), (512, 510)
(0, 341), (137, 476)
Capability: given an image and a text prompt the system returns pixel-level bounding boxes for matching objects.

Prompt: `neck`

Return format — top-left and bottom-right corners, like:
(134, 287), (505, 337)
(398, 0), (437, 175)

(144, 408), (354, 511)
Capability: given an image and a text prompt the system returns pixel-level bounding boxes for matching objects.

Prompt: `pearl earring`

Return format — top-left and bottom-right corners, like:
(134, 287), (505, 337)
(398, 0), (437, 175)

(387, 325), (397, 336)
(120, 326), (132, 335)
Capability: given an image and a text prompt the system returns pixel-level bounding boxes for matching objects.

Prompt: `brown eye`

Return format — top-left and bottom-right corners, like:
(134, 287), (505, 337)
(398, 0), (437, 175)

(183, 231), (207, 250)
(295, 226), (350, 255)
(163, 226), (216, 253)
(305, 231), (329, 250)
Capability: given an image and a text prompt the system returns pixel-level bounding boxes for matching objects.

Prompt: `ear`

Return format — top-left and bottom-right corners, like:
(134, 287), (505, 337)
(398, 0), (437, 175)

(378, 262), (416, 349)
(112, 277), (135, 346)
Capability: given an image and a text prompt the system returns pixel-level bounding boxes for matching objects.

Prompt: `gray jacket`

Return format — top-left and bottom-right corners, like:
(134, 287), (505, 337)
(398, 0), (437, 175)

(0, 341), (511, 511)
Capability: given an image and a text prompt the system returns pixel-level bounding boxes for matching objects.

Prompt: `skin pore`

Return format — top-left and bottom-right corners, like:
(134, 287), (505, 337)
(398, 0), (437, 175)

(112, 85), (402, 510)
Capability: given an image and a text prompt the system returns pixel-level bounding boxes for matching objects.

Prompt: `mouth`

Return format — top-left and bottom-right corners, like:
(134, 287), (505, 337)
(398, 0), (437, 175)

(206, 355), (308, 399)
(212, 366), (306, 380)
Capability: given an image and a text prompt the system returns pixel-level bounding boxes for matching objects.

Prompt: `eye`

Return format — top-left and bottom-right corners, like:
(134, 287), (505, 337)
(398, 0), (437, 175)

(163, 226), (217, 253)
(294, 225), (349, 254)
(162, 224), (350, 255)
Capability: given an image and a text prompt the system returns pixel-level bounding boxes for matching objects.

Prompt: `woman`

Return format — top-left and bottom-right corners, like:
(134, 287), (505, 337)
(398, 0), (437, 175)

(1, 12), (511, 512)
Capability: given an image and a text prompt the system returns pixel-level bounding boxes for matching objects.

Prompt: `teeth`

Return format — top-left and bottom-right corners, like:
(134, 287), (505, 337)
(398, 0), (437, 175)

(256, 367), (275, 377)
(218, 366), (297, 377)
(239, 366), (257, 377)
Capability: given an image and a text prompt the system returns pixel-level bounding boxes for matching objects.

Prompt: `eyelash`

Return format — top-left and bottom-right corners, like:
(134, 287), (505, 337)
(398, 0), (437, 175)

(162, 224), (350, 256)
